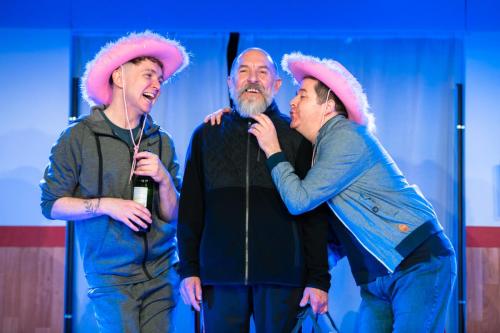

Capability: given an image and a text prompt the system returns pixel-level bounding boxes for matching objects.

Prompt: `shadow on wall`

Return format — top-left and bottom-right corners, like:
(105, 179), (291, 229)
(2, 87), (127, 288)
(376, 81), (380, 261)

(394, 157), (456, 236)
(395, 157), (459, 333)
(0, 167), (47, 225)
(329, 257), (361, 332)
(0, 128), (61, 226)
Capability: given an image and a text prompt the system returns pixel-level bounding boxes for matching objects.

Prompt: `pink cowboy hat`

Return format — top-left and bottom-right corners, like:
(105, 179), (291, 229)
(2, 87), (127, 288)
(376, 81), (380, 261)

(81, 31), (189, 106)
(281, 52), (374, 131)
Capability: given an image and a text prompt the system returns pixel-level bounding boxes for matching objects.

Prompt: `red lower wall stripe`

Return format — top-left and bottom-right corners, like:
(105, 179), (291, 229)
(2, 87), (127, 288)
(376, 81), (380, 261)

(0, 225), (498, 248)
(0, 226), (66, 247)
(466, 226), (500, 248)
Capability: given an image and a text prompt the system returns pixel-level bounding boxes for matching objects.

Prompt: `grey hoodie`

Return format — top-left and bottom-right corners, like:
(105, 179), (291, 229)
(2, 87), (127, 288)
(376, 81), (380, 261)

(40, 107), (181, 288)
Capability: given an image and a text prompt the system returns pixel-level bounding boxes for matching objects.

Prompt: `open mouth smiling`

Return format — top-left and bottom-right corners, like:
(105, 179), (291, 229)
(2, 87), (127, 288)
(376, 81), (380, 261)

(245, 88), (261, 94)
(143, 91), (156, 102)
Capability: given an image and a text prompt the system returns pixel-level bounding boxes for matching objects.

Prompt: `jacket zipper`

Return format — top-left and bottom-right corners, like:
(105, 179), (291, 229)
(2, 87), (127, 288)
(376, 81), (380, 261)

(97, 132), (154, 279)
(129, 144), (153, 279)
(245, 120), (251, 284)
(141, 234), (153, 279)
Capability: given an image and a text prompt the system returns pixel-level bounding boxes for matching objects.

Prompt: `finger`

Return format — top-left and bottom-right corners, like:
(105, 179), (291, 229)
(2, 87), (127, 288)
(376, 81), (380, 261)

(203, 115), (210, 123)
(135, 163), (153, 172)
(210, 114), (216, 126)
(129, 202), (152, 218)
(299, 293), (309, 307)
(134, 163), (156, 174)
(320, 304), (328, 314)
(123, 219), (139, 232)
(135, 160), (157, 170)
(183, 286), (196, 309)
(260, 114), (273, 126)
(135, 151), (155, 159)
(248, 124), (257, 134)
(216, 114), (221, 125)
(188, 285), (200, 311)
(255, 117), (271, 132)
(310, 298), (319, 313)
(134, 167), (151, 175)
(195, 281), (203, 302)
(136, 156), (156, 166)
(128, 215), (148, 229)
(136, 169), (165, 184)
(134, 208), (152, 223)
(128, 208), (151, 227)
(180, 284), (189, 304)
(256, 124), (268, 136)
(260, 120), (273, 132)
(248, 128), (261, 139)
(250, 123), (264, 134)
(186, 283), (196, 304)
(134, 170), (154, 178)
(254, 113), (271, 126)
(254, 114), (274, 130)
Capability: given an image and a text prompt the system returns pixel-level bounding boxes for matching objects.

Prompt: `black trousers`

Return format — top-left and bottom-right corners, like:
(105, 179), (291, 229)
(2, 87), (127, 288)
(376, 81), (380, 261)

(201, 284), (303, 333)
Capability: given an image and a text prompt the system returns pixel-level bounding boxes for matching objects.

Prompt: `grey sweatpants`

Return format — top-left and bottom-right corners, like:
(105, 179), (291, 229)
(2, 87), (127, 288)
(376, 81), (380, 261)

(88, 265), (180, 333)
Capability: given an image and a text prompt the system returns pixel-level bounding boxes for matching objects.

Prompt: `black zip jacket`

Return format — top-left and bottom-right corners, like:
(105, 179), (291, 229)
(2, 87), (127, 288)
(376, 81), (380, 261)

(177, 102), (330, 292)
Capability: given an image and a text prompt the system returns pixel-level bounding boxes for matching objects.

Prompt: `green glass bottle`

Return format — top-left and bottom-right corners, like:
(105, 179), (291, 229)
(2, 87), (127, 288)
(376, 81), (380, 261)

(132, 175), (154, 232)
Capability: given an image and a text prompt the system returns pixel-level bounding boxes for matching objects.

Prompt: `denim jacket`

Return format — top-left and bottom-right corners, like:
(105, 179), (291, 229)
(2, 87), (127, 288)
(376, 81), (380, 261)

(266, 115), (443, 273)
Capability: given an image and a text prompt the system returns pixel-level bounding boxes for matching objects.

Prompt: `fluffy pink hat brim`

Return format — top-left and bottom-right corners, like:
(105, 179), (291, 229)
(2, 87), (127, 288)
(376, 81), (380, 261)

(81, 31), (189, 106)
(282, 52), (374, 131)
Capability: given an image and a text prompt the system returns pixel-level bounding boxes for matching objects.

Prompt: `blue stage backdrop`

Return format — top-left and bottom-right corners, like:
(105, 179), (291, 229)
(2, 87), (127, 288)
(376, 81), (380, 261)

(69, 31), (462, 333)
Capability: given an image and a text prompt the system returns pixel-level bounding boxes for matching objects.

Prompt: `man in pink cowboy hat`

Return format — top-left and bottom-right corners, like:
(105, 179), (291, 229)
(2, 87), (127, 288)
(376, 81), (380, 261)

(177, 48), (331, 332)
(248, 52), (456, 332)
(40, 31), (189, 332)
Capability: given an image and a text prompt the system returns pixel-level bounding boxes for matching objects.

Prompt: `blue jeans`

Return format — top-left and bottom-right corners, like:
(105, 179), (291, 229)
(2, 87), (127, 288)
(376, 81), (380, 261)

(356, 254), (456, 333)
(88, 265), (180, 333)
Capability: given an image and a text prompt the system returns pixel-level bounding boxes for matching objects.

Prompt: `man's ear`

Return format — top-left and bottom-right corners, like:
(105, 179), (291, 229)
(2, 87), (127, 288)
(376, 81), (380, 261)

(324, 99), (336, 116)
(227, 76), (233, 90)
(111, 67), (123, 88)
(273, 77), (282, 94)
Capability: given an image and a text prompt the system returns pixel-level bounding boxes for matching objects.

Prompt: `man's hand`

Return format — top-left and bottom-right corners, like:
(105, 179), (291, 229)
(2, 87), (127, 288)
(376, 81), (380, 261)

(180, 276), (202, 311)
(248, 114), (282, 158)
(203, 107), (231, 125)
(134, 151), (169, 185)
(99, 197), (152, 232)
(134, 151), (179, 222)
(300, 287), (328, 314)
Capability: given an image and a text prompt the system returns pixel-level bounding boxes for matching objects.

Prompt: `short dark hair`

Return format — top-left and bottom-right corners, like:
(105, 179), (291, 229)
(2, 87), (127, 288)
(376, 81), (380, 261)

(305, 75), (347, 117)
(109, 56), (164, 84)
(128, 56), (164, 70)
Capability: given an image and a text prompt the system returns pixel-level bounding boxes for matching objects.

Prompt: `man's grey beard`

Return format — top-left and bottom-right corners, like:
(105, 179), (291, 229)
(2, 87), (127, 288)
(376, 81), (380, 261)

(230, 84), (273, 118)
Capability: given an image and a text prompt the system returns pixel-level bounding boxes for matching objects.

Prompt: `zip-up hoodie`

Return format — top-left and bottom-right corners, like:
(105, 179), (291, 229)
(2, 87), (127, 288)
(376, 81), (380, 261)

(40, 107), (181, 288)
(177, 102), (331, 292)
